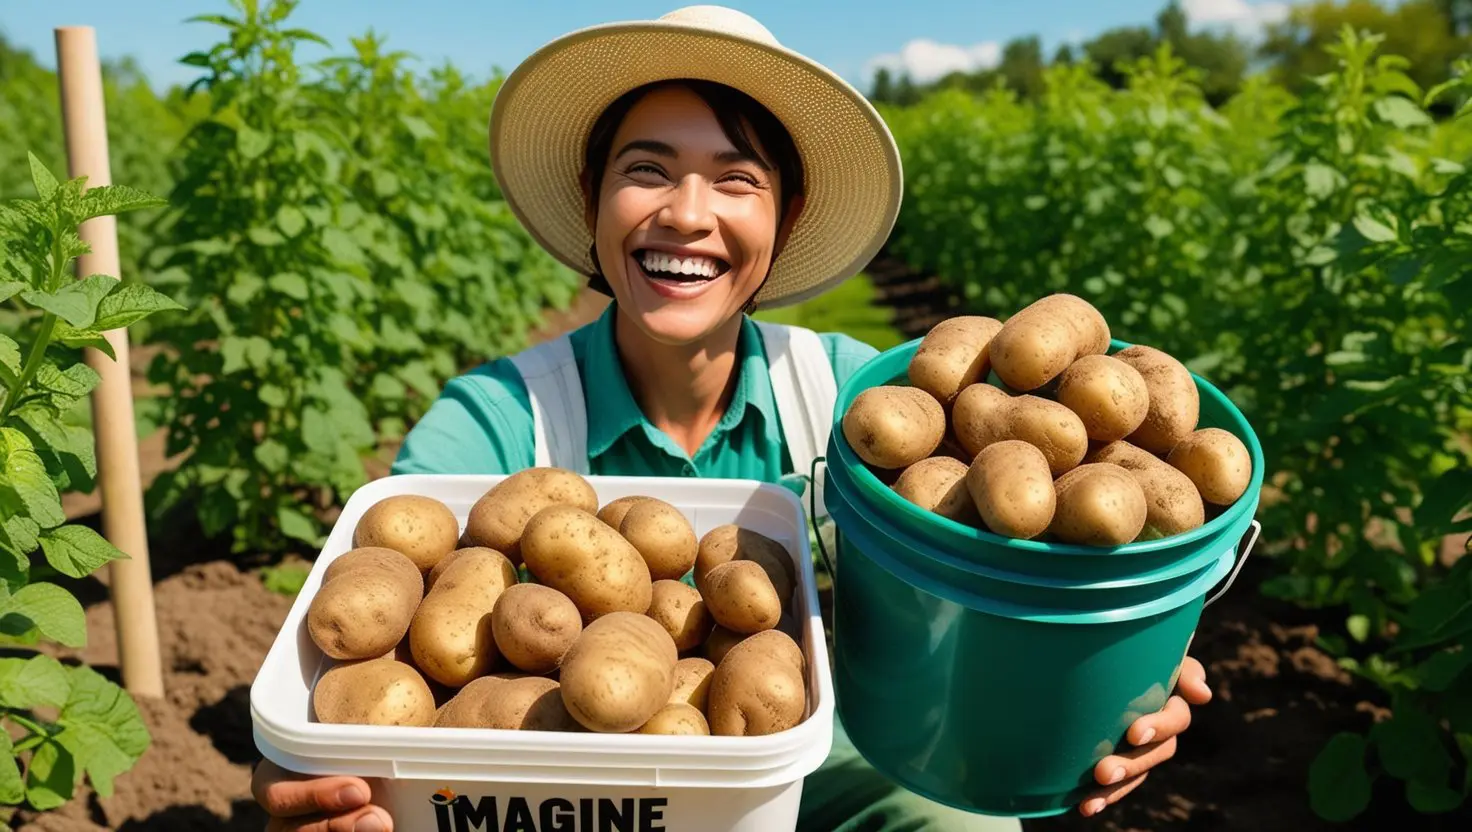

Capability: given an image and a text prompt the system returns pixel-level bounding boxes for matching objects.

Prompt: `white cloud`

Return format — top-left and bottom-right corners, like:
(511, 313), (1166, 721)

(1183, 0), (1291, 36)
(865, 38), (1002, 84)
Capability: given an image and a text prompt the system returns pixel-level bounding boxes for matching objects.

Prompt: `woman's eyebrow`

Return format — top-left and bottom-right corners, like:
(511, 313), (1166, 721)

(615, 139), (770, 171)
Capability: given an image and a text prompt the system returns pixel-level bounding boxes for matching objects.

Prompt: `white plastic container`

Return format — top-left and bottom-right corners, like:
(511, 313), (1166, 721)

(251, 474), (835, 832)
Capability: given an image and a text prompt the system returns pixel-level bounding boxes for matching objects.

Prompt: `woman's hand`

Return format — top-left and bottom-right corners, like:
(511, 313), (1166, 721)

(1078, 656), (1212, 818)
(252, 759), (394, 831)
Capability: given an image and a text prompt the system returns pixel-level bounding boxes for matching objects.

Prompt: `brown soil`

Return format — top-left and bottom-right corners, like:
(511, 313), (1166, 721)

(11, 278), (1470, 830)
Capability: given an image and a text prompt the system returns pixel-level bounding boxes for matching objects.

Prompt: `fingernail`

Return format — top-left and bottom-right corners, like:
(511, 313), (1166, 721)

(1108, 766), (1126, 785)
(1083, 798), (1106, 816)
(355, 814), (387, 832)
(337, 785), (367, 808)
(1136, 728), (1156, 745)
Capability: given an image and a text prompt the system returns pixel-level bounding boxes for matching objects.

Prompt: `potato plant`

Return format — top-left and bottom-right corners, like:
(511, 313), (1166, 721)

(0, 155), (183, 812)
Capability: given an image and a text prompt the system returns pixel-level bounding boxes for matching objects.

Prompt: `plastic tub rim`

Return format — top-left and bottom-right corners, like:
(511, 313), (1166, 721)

(829, 336), (1266, 559)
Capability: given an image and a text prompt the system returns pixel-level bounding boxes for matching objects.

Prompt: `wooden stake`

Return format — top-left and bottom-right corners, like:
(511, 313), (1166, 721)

(54, 26), (164, 699)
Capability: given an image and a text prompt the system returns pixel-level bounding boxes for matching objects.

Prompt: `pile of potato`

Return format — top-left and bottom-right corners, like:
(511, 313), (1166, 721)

(842, 293), (1253, 546)
(305, 468), (809, 738)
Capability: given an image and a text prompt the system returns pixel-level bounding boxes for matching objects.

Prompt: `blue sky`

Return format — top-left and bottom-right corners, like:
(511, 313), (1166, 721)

(1, 1), (1295, 93)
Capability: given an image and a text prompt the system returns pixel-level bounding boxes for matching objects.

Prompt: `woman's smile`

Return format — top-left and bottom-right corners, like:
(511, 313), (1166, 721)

(630, 246), (732, 300)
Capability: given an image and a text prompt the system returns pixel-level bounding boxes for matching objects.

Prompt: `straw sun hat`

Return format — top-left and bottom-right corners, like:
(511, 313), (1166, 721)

(488, 4), (904, 309)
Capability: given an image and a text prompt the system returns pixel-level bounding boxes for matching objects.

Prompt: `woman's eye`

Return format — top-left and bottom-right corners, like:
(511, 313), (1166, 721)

(723, 172), (761, 187)
(627, 162), (666, 177)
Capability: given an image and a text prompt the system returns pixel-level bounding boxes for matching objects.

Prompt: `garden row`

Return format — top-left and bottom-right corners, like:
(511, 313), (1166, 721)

(880, 33), (1472, 821)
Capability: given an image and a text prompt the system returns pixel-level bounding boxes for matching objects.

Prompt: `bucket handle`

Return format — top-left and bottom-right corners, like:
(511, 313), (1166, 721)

(1203, 519), (1260, 609)
(809, 455), (836, 579)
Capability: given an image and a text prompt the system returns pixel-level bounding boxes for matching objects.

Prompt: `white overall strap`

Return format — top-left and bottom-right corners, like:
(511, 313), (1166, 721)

(506, 335), (590, 474)
(754, 321), (838, 518)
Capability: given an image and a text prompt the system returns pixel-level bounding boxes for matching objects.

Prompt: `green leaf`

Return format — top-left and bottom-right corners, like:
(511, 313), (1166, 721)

(276, 505), (320, 545)
(0, 281), (27, 304)
(38, 525), (127, 579)
(34, 363), (101, 403)
(51, 323), (116, 361)
(53, 664), (150, 798)
(0, 655), (70, 709)
(91, 283), (185, 331)
(2, 517), (40, 561)
(277, 205), (307, 237)
(78, 185), (166, 221)
(253, 439), (289, 473)
(258, 384), (288, 408)
(0, 335), (21, 386)
(6, 449), (64, 529)
(1418, 649), (1472, 692)
(28, 153), (58, 201)
(1373, 705), (1452, 783)
(0, 583), (85, 647)
(247, 227), (286, 247)
(268, 272), (309, 300)
(1374, 96), (1433, 129)
(1353, 214), (1398, 244)
(0, 732), (23, 804)
(1407, 779), (1464, 813)
(237, 126), (272, 160)
(1308, 732), (1372, 822)
(1419, 469), (1472, 534)
(1304, 161), (1342, 198)
(20, 275), (119, 328)
(1347, 614), (1371, 642)
(24, 739), (73, 810)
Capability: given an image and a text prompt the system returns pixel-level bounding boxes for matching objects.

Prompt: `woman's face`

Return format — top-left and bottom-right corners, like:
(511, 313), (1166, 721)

(589, 85), (794, 346)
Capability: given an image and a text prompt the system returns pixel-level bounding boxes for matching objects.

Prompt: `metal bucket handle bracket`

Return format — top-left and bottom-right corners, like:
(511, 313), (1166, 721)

(1203, 519), (1260, 609)
(809, 456), (836, 578)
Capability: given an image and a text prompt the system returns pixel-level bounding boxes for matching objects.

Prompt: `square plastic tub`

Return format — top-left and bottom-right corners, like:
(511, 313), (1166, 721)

(251, 474), (835, 832)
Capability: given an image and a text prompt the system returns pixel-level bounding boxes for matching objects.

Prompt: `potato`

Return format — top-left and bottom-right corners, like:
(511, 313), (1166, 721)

(312, 657), (435, 727)
(736, 629), (806, 675)
(952, 383), (1089, 476)
(989, 294), (1111, 391)
(893, 456), (981, 525)
(1050, 463), (1148, 546)
(907, 316), (1005, 405)
(408, 547), (519, 687)
(694, 525), (796, 606)
(669, 657), (715, 711)
(841, 385), (946, 470)
(707, 630), (807, 736)
(491, 583), (583, 674)
(1113, 345), (1200, 454)
(559, 611), (678, 733)
(427, 546), (506, 592)
(464, 468), (599, 565)
(1088, 441), (1205, 537)
(308, 547), (424, 661)
(521, 505), (653, 622)
(434, 673), (583, 731)
(352, 494), (460, 573)
(1167, 428), (1252, 506)
(703, 561), (782, 635)
(619, 499), (698, 581)
(597, 496), (649, 530)
(703, 625), (746, 666)
(1055, 355), (1150, 443)
(646, 580), (713, 652)
(637, 702), (710, 735)
(965, 440), (1056, 540)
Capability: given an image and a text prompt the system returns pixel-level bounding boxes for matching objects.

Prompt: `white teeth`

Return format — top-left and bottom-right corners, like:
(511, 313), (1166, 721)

(641, 252), (719, 278)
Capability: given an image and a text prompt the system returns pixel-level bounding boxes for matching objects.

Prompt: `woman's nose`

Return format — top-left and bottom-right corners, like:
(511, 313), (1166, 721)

(657, 175), (716, 235)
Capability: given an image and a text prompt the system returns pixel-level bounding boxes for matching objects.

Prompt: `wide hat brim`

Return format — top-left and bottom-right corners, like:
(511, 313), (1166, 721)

(488, 7), (904, 309)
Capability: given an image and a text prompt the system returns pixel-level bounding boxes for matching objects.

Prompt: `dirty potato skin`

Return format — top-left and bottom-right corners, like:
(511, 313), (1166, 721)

(637, 702), (711, 735)
(434, 674), (583, 731)
(1055, 354), (1151, 443)
(1050, 463), (1149, 546)
(312, 657), (436, 727)
(893, 456), (981, 526)
(408, 548), (519, 687)
(669, 657), (716, 711)
(694, 525), (796, 607)
(491, 583), (583, 674)
(645, 580), (713, 652)
(841, 386), (946, 470)
(597, 496), (649, 530)
(1113, 345), (1200, 455)
(707, 630), (807, 736)
(1087, 440), (1205, 537)
(989, 294), (1111, 391)
(559, 612), (679, 733)
(463, 468), (599, 565)
(907, 316), (1005, 405)
(951, 384), (1089, 476)
(703, 561), (783, 635)
(619, 498), (699, 581)
(966, 440), (1056, 540)
(351, 494), (460, 573)
(1168, 427), (1253, 505)
(308, 547), (424, 661)
(520, 505), (653, 622)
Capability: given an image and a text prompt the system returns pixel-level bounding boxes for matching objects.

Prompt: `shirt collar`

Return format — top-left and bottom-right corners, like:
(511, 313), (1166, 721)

(582, 305), (783, 460)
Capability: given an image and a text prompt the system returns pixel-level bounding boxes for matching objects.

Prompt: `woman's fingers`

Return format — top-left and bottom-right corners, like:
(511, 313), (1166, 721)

(1093, 734), (1178, 788)
(1176, 656), (1212, 705)
(265, 806), (393, 832)
(252, 759), (373, 819)
(1079, 771), (1150, 817)
(1125, 694), (1192, 749)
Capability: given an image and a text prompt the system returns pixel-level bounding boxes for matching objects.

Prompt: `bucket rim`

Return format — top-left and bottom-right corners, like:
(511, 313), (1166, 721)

(830, 336), (1266, 558)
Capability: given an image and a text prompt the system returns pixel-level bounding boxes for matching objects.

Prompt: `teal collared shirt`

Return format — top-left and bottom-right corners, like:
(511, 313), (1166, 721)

(391, 303), (878, 485)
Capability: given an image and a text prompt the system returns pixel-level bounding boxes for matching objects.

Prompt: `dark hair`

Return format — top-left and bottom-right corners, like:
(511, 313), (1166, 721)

(580, 78), (806, 307)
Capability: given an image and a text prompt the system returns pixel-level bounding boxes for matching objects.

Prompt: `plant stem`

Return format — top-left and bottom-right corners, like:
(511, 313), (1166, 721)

(0, 313), (57, 424)
(5, 711), (49, 740)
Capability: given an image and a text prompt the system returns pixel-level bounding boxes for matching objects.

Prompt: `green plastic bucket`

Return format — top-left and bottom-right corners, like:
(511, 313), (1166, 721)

(824, 338), (1264, 584)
